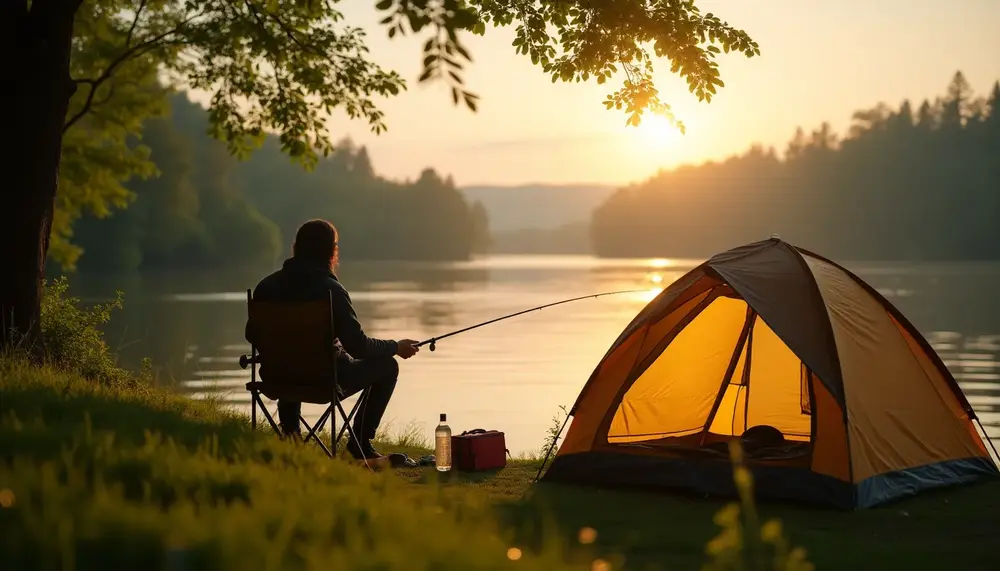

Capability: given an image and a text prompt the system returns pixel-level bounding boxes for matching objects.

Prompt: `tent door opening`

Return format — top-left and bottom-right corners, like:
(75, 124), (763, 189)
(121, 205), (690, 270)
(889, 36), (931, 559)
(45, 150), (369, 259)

(605, 293), (816, 467)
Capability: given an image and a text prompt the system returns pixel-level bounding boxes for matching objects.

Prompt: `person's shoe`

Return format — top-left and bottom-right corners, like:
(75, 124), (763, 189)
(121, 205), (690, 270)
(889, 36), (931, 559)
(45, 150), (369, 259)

(345, 437), (385, 461)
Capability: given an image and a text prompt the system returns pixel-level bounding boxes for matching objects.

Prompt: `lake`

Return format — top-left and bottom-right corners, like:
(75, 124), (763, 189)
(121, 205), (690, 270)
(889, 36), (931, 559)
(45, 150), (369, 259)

(70, 254), (1000, 458)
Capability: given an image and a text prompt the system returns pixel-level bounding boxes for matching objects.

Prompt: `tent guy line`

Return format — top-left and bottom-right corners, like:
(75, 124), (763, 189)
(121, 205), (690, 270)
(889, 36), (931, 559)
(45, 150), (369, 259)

(414, 289), (647, 351)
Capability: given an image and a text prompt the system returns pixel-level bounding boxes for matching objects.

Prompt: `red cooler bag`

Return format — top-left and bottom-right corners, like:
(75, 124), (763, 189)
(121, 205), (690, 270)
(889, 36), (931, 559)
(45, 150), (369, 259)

(451, 429), (508, 471)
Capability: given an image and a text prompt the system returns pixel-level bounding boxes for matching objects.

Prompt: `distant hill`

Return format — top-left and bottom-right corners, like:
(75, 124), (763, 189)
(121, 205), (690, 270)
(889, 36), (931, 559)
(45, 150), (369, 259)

(489, 222), (593, 255)
(460, 184), (615, 232)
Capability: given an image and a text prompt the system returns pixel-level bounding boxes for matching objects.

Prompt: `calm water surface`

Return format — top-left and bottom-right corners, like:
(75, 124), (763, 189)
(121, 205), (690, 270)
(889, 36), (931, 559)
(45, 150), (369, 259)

(72, 255), (1000, 457)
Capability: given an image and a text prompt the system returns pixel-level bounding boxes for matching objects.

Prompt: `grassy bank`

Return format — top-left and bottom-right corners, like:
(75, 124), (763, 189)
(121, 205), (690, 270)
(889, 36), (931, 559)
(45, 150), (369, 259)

(381, 420), (1000, 570)
(3, 280), (999, 570)
(5, 361), (1000, 570)
(0, 358), (588, 570)
(394, 456), (1000, 570)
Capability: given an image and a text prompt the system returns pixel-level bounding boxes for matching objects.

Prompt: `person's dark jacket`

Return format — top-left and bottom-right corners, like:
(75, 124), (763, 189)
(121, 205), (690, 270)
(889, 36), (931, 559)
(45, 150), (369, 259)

(245, 256), (398, 360)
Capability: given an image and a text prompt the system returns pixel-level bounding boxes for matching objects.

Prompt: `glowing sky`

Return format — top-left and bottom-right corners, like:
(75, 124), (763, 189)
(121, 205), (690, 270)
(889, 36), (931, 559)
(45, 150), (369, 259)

(232, 0), (1000, 187)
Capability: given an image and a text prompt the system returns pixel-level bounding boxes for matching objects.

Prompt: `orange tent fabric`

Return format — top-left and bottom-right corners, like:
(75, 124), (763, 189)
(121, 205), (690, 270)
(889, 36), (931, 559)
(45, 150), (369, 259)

(542, 238), (998, 509)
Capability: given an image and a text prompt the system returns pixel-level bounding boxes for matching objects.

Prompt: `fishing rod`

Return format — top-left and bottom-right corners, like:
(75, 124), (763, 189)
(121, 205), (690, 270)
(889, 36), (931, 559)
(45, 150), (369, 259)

(414, 289), (646, 351)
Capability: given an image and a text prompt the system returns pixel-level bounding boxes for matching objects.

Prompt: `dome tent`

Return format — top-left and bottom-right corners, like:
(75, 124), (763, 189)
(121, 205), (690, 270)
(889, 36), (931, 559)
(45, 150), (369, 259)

(541, 238), (998, 509)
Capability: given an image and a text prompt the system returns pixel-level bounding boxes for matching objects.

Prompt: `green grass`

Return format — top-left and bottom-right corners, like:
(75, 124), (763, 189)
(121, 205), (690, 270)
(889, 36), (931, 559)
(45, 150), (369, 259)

(387, 437), (1000, 570)
(0, 358), (583, 570)
(3, 356), (1000, 570)
(395, 460), (1000, 570)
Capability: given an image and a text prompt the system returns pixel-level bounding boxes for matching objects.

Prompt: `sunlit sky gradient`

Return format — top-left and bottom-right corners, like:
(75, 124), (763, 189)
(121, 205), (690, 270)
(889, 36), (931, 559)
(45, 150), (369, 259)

(205, 0), (1000, 187)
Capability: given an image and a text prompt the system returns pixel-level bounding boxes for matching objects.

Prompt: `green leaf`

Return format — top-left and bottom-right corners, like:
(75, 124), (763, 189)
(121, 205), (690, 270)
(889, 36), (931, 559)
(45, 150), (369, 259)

(463, 91), (478, 112)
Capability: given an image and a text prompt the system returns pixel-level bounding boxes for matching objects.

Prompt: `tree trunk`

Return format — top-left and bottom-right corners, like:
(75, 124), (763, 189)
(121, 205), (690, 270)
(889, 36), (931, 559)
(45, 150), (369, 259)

(0, 1), (79, 353)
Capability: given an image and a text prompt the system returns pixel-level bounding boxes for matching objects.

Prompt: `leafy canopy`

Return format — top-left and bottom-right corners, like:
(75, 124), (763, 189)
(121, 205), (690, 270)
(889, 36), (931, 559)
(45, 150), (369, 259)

(69, 0), (758, 161)
(55, 1), (168, 269)
(56, 0), (756, 265)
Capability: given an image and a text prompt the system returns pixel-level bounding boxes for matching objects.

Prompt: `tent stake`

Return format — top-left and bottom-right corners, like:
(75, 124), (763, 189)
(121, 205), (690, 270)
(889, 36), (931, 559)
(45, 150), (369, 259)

(534, 409), (573, 482)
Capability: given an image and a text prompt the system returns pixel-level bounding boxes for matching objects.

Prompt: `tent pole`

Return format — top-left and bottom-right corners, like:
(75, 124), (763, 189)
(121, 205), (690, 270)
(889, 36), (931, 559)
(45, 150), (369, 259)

(534, 410), (573, 482)
(974, 417), (1000, 466)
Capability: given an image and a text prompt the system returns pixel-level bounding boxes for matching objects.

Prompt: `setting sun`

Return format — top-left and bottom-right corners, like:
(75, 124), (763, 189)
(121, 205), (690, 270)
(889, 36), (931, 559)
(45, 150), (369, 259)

(634, 113), (684, 148)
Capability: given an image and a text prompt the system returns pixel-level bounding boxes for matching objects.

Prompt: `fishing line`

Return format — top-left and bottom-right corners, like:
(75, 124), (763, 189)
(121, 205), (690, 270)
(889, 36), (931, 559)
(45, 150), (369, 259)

(414, 289), (647, 351)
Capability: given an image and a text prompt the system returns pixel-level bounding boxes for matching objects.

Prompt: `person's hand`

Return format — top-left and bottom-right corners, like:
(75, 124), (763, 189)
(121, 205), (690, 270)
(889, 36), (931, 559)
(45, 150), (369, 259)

(396, 339), (420, 359)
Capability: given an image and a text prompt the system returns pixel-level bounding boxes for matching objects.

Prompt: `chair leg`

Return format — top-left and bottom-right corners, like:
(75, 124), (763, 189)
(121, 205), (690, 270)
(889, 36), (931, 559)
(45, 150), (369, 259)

(255, 394), (282, 436)
(332, 388), (340, 455)
(291, 389), (372, 458)
(299, 413), (334, 458)
(302, 407), (334, 446)
(301, 409), (334, 451)
(335, 402), (362, 450)
(251, 389), (257, 431)
(333, 388), (369, 451)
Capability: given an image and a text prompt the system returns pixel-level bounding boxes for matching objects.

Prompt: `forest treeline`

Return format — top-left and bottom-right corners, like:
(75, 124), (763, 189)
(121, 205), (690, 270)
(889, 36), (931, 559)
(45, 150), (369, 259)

(64, 93), (490, 273)
(591, 72), (1000, 261)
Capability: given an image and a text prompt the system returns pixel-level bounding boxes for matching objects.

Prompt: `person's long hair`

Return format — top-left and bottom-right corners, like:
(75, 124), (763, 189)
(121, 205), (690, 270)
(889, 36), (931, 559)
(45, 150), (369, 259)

(292, 219), (340, 274)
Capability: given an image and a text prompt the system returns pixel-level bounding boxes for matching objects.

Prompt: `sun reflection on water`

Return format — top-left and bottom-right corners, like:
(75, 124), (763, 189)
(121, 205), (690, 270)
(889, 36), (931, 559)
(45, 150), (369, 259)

(648, 258), (674, 269)
(638, 287), (664, 302)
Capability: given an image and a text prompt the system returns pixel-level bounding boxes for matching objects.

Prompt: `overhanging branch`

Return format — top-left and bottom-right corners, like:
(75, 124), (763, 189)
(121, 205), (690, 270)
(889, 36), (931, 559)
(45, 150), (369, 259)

(126, 0), (149, 48)
(64, 11), (202, 133)
(236, 0), (351, 68)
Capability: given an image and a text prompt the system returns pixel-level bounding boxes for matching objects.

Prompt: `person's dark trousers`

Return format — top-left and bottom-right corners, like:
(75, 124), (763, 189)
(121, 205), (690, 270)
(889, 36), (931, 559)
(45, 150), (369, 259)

(276, 355), (399, 445)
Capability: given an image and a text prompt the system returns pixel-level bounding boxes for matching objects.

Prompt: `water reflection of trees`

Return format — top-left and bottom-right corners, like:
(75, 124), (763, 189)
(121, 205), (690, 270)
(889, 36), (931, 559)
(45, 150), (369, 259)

(64, 261), (493, 383)
(337, 260), (489, 291)
(342, 260), (490, 331)
(845, 263), (1000, 336)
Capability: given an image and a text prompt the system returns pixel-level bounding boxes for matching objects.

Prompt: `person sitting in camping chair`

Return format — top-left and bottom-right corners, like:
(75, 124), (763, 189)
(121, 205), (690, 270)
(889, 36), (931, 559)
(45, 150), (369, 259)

(245, 218), (421, 461)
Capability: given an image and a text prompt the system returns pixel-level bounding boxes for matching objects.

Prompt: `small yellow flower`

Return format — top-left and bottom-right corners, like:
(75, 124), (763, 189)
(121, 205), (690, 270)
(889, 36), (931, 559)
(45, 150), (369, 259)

(787, 547), (814, 570)
(705, 536), (727, 555)
(591, 558), (611, 571)
(0, 489), (14, 508)
(578, 526), (598, 544)
(760, 519), (783, 542)
(506, 547), (522, 561)
(712, 503), (740, 527)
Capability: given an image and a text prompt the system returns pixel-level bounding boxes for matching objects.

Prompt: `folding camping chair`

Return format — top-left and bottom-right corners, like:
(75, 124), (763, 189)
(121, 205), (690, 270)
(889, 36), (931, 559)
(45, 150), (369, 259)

(238, 289), (369, 458)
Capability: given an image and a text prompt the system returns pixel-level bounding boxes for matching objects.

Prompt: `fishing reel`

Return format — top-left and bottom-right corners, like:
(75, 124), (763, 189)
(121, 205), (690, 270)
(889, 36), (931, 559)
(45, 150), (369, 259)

(429, 339), (436, 352)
